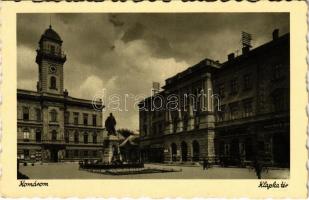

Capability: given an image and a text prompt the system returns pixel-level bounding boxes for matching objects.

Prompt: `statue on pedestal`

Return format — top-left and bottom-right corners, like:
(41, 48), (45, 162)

(103, 113), (121, 163)
(105, 113), (117, 136)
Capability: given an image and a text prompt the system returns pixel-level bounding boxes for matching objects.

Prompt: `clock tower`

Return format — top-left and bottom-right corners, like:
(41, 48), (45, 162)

(36, 25), (66, 95)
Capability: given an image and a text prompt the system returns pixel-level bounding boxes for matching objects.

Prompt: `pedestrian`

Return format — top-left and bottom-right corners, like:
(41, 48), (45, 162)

(253, 158), (262, 179)
(203, 158), (208, 170)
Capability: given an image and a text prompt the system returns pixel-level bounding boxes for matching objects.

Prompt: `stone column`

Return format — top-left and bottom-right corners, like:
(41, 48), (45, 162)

(206, 130), (216, 163)
(199, 73), (216, 163)
(187, 101), (194, 131)
(176, 109), (183, 133)
(200, 73), (215, 129)
(164, 110), (173, 134)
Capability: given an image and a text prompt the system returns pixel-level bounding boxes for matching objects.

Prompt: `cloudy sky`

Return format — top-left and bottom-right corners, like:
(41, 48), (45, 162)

(17, 13), (289, 131)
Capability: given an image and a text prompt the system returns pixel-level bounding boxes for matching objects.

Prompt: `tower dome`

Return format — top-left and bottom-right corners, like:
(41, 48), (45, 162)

(39, 25), (62, 44)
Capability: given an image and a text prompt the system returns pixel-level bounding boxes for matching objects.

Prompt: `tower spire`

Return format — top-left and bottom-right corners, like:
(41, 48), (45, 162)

(49, 15), (52, 29)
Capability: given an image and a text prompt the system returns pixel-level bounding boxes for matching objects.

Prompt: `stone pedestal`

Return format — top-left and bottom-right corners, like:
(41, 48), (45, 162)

(102, 134), (122, 163)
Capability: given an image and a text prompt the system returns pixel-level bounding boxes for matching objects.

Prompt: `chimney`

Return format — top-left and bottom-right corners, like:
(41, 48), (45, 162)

(273, 29), (279, 40)
(242, 46), (250, 55)
(228, 53), (235, 61)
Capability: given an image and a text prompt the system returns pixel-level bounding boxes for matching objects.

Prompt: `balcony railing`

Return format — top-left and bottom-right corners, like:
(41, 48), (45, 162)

(36, 49), (66, 62)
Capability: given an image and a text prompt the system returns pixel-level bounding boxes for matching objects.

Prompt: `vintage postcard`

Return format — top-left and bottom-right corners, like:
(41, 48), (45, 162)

(0, 1), (307, 198)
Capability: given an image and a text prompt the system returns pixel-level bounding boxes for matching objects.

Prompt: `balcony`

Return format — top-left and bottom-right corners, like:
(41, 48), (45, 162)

(36, 49), (66, 63)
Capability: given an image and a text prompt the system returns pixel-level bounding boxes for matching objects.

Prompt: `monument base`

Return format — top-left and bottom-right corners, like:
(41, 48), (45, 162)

(102, 134), (121, 163)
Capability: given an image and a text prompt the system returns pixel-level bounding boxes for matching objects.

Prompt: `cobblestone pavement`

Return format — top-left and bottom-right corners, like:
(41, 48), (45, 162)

(19, 163), (289, 179)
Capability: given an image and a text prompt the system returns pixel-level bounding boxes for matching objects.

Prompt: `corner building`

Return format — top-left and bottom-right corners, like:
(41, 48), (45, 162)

(17, 26), (104, 162)
(139, 30), (290, 167)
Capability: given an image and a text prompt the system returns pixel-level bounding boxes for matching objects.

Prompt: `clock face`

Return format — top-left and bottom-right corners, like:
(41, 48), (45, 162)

(49, 65), (57, 73)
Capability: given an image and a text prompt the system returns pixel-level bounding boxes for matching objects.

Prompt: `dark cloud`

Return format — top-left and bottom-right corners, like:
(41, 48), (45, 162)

(17, 13), (289, 130)
(108, 14), (124, 27)
(122, 22), (146, 43)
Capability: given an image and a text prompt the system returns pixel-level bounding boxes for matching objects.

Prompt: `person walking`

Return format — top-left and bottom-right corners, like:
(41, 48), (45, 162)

(253, 158), (262, 179)
(203, 158), (208, 170)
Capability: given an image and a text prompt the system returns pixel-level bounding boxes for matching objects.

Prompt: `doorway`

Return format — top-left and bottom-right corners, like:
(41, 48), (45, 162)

(50, 148), (58, 162)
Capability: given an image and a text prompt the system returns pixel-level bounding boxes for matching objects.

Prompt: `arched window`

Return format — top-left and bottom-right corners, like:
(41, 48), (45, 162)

(50, 76), (57, 89)
(171, 143), (177, 162)
(192, 140), (200, 161)
(50, 109), (57, 122)
(181, 141), (188, 162)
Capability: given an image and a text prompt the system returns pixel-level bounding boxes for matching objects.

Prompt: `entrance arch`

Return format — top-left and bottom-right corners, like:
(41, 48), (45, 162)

(171, 143), (177, 162)
(181, 141), (188, 162)
(192, 140), (200, 161)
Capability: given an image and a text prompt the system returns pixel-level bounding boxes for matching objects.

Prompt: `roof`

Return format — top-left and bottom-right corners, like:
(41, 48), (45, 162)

(221, 33), (289, 69)
(40, 25), (62, 43)
(164, 58), (221, 88)
(17, 89), (104, 109)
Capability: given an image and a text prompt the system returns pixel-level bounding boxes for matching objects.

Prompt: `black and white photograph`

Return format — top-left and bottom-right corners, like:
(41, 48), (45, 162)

(17, 13), (290, 179)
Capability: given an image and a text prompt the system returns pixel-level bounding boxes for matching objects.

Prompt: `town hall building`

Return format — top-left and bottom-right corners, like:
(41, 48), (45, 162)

(17, 25), (105, 162)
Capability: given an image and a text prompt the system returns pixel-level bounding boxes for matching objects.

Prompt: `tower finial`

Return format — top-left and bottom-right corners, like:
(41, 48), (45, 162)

(49, 15), (52, 29)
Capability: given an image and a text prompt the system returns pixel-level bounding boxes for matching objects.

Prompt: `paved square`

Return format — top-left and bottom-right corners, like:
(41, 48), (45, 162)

(19, 163), (289, 179)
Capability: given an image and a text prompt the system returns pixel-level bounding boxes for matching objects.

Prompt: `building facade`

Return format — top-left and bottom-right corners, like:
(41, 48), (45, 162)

(17, 26), (105, 162)
(139, 29), (290, 167)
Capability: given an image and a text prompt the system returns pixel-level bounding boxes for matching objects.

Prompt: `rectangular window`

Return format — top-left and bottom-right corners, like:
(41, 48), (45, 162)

(152, 125), (156, 135)
(92, 115), (97, 126)
(143, 125), (147, 136)
(84, 150), (88, 157)
(84, 133), (88, 144)
(243, 100), (253, 117)
(24, 149), (30, 157)
(230, 79), (238, 95)
(23, 129), (30, 141)
(74, 150), (79, 157)
(65, 150), (69, 158)
(65, 131), (69, 143)
(230, 103), (239, 120)
(273, 92), (287, 112)
(273, 64), (284, 80)
(74, 112), (79, 125)
(50, 45), (55, 54)
(83, 113), (88, 126)
(93, 133), (97, 144)
(74, 132), (79, 143)
(93, 150), (97, 157)
(218, 105), (225, 121)
(158, 124), (162, 134)
(243, 74), (252, 90)
(23, 107), (29, 121)
(35, 108), (41, 121)
(50, 110), (57, 122)
(218, 84), (225, 98)
(64, 111), (70, 124)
